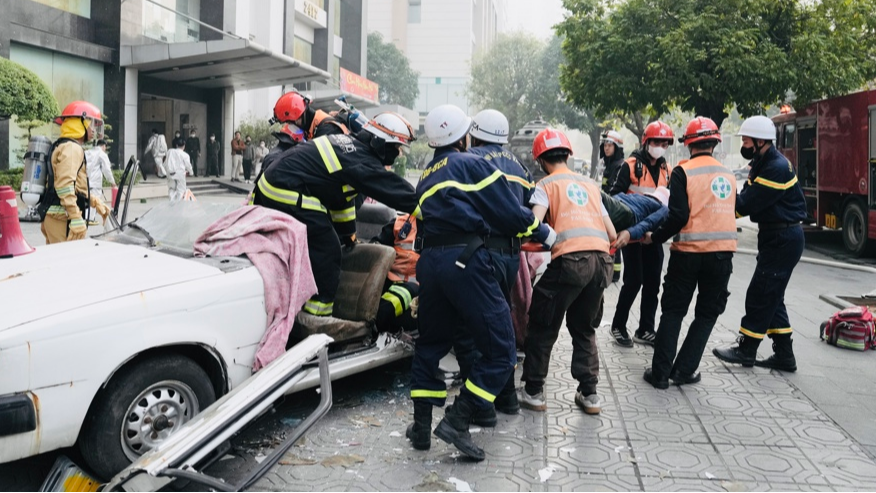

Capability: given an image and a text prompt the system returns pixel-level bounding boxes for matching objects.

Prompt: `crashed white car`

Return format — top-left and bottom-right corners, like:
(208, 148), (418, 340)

(0, 200), (411, 480)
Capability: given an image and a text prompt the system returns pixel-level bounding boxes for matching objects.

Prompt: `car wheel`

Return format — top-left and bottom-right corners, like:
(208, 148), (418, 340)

(842, 200), (873, 257)
(79, 354), (216, 480)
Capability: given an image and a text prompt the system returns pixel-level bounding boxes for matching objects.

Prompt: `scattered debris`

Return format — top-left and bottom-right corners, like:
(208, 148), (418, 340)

(320, 454), (365, 468)
(559, 447), (576, 453)
(413, 471), (455, 492)
(220, 454), (235, 462)
(614, 445), (627, 453)
(470, 427), (482, 433)
(350, 415), (383, 427)
(280, 417), (303, 427)
(705, 472), (716, 480)
(538, 465), (557, 483)
(626, 454), (637, 464)
(278, 454), (318, 466)
(390, 431), (403, 437)
(448, 477), (472, 492)
(721, 481), (748, 492)
(254, 454), (266, 464)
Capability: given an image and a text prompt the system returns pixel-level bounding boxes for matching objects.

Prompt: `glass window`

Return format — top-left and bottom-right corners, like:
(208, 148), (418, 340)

(29, 0), (91, 18)
(333, 0), (341, 37)
(408, 0), (421, 24)
(143, 0), (201, 43)
(294, 37), (313, 65)
(783, 124), (796, 149)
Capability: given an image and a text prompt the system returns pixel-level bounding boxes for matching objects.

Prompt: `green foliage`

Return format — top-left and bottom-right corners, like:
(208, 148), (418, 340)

(558, 0), (876, 127)
(0, 58), (59, 122)
(405, 139), (434, 170)
(367, 32), (420, 107)
(237, 115), (279, 148)
(0, 168), (23, 190)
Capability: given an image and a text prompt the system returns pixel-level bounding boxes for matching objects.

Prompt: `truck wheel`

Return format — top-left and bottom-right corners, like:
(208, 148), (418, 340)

(842, 200), (873, 257)
(78, 354), (216, 480)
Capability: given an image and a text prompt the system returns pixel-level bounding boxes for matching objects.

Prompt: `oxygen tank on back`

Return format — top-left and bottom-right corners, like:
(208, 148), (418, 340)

(20, 135), (53, 207)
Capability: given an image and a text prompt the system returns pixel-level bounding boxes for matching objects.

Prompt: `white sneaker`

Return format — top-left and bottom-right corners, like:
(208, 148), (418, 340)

(520, 389), (547, 412)
(575, 392), (601, 415)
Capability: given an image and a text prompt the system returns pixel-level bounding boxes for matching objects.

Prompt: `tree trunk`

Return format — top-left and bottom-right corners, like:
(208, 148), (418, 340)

(589, 126), (603, 180)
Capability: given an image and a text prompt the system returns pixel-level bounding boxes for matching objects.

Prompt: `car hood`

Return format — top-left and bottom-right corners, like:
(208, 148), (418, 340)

(0, 240), (225, 331)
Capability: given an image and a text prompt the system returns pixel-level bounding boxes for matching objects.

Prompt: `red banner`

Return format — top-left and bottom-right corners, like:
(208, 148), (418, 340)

(340, 67), (379, 103)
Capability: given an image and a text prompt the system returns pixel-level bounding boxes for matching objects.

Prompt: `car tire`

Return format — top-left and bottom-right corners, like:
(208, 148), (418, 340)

(78, 354), (216, 480)
(842, 200), (874, 257)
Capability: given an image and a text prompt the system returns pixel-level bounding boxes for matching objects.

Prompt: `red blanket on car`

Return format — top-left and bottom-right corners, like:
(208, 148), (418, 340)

(194, 206), (317, 370)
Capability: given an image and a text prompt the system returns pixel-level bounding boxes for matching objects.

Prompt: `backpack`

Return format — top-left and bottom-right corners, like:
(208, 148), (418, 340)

(820, 306), (876, 351)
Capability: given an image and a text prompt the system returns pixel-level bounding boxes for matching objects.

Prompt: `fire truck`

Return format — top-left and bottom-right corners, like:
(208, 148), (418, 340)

(772, 89), (876, 256)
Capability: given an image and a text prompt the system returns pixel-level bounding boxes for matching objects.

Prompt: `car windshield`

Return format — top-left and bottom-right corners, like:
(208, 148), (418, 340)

(124, 201), (242, 252)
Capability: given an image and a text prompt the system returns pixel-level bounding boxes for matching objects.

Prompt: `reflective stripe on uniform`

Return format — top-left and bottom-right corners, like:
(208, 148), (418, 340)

(556, 226), (610, 244)
(766, 327), (793, 335)
(504, 173), (534, 189)
(539, 172), (589, 186)
(517, 217), (539, 238)
(411, 205), (422, 219)
(465, 379), (496, 403)
(303, 299), (333, 316)
(614, 263), (622, 272)
(47, 205), (66, 215)
(419, 169), (504, 206)
(314, 136), (343, 174)
(754, 175), (798, 190)
(411, 389), (447, 399)
(674, 231), (738, 242)
(257, 175), (327, 212)
(381, 285), (414, 317)
(342, 184), (355, 193)
(381, 291), (404, 316)
(739, 327), (765, 339)
(684, 165), (730, 177)
(389, 284), (413, 308)
(69, 218), (86, 229)
(330, 206), (356, 223)
(55, 186), (74, 197)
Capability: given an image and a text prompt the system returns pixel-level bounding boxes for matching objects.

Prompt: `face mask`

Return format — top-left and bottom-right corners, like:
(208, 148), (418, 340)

(210, 137), (215, 141)
(648, 145), (666, 160)
(740, 146), (756, 160)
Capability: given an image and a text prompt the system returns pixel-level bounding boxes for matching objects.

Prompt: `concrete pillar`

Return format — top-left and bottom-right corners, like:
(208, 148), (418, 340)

(123, 69), (139, 168)
(223, 87), (235, 178)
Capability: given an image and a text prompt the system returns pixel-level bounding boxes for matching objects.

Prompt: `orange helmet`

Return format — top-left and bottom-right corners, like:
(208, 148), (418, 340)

(272, 92), (309, 124)
(641, 121), (674, 145)
(532, 128), (573, 160)
(55, 101), (104, 137)
(679, 117), (721, 146)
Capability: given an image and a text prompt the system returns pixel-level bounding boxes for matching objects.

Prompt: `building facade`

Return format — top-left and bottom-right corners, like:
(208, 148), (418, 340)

(1, 0), (369, 175)
(367, 0), (506, 116)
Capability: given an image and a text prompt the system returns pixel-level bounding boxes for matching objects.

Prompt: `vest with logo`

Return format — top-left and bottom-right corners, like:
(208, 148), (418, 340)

(672, 155), (738, 253)
(387, 215), (419, 282)
(540, 169), (610, 259)
(625, 156), (670, 195)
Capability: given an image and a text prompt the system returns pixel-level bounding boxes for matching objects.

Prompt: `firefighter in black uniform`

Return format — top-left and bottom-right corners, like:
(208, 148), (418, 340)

(600, 130), (626, 282)
(714, 116), (807, 372)
(252, 112), (420, 316)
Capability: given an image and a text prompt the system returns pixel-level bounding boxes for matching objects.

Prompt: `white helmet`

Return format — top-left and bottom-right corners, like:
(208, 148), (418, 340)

(425, 104), (472, 148)
(600, 130), (623, 147)
(737, 115), (777, 141)
(364, 112), (416, 147)
(470, 109), (510, 144)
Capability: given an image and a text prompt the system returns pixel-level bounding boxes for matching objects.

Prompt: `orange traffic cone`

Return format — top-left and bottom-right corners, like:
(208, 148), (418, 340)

(0, 186), (35, 258)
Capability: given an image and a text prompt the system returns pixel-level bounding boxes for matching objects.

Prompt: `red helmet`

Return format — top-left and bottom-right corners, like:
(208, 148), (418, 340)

(55, 101), (104, 137)
(641, 121), (674, 145)
(280, 123), (306, 143)
(532, 128), (573, 160)
(679, 117), (721, 146)
(273, 92), (309, 124)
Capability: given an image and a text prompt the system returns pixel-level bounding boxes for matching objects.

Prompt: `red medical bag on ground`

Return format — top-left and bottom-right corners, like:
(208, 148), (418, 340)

(820, 306), (876, 351)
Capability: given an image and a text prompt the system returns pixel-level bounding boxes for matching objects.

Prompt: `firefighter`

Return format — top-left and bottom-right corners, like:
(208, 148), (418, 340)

(600, 130), (626, 282)
(643, 117), (737, 388)
(520, 128), (616, 415)
(251, 112), (420, 317)
(40, 101), (110, 244)
(373, 213), (419, 333)
(608, 121), (674, 346)
(271, 91), (349, 141)
(406, 104), (555, 460)
(713, 115), (807, 372)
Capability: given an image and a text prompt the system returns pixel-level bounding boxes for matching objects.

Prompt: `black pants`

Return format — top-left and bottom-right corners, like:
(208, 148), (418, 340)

(740, 226), (804, 342)
(522, 251), (612, 395)
(612, 241), (664, 333)
(651, 251), (733, 378)
(188, 153), (199, 176)
(243, 159), (253, 181)
(207, 157), (220, 177)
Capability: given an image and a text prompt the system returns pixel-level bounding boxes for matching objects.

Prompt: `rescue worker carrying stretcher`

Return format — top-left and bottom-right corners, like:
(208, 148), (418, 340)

(714, 115), (807, 372)
(520, 128), (616, 415)
(251, 112), (420, 317)
(406, 104), (555, 461)
(608, 121), (674, 346)
(40, 101), (110, 244)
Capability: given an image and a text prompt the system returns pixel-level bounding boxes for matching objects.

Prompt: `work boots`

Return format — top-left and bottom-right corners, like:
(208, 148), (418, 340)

(471, 374), (521, 427)
(434, 395), (486, 461)
(406, 401), (433, 450)
(713, 335), (760, 367)
(755, 335), (797, 372)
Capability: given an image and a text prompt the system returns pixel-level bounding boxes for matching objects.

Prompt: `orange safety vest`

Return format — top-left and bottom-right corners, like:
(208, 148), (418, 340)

(387, 215), (419, 282)
(540, 169), (610, 259)
(626, 156), (670, 195)
(308, 109), (349, 140)
(671, 155), (738, 253)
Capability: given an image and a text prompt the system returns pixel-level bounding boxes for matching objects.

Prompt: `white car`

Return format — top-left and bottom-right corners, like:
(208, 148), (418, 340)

(0, 200), (411, 480)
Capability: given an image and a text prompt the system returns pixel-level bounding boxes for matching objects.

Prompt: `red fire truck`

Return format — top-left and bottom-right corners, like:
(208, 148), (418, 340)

(772, 89), (876, 256)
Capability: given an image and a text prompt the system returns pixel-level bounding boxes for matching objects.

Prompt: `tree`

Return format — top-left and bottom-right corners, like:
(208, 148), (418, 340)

(558, 0), (876, 128)
(0, 58), (58, 123)
(367, 32), (420, 108)
(237, 114), (279, 148)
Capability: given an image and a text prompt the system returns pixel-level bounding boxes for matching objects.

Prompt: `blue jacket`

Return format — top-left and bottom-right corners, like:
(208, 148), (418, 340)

(416, 148), (550, 242)
(736, 146), (807, 224)
(469, 144), (534, 206)
(614, 193), (668, 240)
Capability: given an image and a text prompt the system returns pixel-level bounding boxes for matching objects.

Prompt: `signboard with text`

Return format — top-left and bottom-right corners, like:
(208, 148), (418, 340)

(340, 67), (379, 104)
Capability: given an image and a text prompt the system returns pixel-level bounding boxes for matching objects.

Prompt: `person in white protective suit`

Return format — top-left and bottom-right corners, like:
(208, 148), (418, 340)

(145, 128), (168, 177)
(165, 139), (193, 204)
(84, 139), (115, 226)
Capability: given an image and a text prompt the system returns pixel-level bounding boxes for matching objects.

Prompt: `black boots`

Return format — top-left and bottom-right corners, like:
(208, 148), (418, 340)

(434, 395), (486, 461)
(713, 335), (760, 367)
(406, 401), (433, 450)
(755, 336), (797, 372)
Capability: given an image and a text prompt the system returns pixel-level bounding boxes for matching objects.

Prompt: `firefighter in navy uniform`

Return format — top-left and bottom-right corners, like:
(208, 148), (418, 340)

(406, 105), (555, 461)
(714, 115), (807, 372)
(600, 130), (626, 282)
(252, 112), (420, 316)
